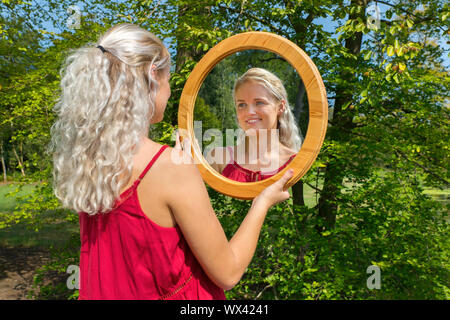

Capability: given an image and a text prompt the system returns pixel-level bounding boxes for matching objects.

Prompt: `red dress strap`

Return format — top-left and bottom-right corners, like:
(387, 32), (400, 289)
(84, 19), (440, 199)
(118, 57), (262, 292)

(226, 146), (234, 163)
(135, 144), (169, 186)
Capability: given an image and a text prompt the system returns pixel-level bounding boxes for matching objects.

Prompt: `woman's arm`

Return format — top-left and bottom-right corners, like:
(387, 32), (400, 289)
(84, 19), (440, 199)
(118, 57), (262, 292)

(163, 148), (292, 290)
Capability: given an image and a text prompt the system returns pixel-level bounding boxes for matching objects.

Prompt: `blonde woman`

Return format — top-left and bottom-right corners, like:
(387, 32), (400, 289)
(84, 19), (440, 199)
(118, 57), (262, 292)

(208, 68), (301, 182)
(49, 24), (293, 300)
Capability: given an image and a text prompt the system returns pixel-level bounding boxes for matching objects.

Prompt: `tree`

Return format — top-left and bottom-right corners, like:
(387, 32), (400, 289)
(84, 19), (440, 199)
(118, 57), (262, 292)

(1, 0), (448, 299)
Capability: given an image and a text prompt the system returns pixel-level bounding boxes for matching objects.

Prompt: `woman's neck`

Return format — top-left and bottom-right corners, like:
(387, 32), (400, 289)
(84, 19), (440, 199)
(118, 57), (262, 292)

(234, 130), (283, 170)
(244, 129), (279, 155)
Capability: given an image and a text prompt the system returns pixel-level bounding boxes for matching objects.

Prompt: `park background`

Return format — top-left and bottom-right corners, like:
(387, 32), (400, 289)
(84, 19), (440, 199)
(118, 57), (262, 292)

(0, 0), (448, 299)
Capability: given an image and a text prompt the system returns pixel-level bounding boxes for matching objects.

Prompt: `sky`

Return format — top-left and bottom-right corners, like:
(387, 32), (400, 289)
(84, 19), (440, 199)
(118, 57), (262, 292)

(5, 1), (449, 68)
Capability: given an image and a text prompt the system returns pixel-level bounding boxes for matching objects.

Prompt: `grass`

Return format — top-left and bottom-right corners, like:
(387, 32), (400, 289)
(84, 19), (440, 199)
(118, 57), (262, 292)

(0, 183), (78, 249)
(0, 175), (448, 249)
(0, 217), (78, 248)
(0, 183), (35, 214)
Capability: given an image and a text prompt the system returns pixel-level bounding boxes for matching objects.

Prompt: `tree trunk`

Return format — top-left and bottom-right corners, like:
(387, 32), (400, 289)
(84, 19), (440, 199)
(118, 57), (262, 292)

(175, 3), (212, 73)
(174, 4), (194, 74)
(292, 78), (307, 208)
(169, 2), (212, 125)
(0, 143), (6, 183)
(12, 143), (25, 177)
(287, 7), (314, 211)
(20, 141), (24, 165)
(317, 0), (367, 231)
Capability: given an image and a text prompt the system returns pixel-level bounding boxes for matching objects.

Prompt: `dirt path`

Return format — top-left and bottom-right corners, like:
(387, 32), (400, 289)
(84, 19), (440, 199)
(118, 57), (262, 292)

(0, 247), (52, 300)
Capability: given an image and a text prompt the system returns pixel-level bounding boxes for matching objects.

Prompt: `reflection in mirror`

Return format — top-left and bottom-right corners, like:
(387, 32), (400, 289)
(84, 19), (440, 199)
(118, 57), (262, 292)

(194, 50), (309, 183)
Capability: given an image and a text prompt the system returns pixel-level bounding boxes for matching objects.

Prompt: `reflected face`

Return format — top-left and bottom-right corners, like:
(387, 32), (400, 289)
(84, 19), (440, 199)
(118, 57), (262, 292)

(235, 81), (284, 133)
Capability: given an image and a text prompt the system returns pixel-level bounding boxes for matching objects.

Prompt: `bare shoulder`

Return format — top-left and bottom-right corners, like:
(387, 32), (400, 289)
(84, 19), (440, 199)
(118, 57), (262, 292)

(279, 145), (297, 165)
(138, 143), (208, 202)
(132, 140), (199, 188)
(152, 145), (213, 214)
(281, 144), (297, 157)
(148, 144), (199, 178)
(130, 141), (203, 228)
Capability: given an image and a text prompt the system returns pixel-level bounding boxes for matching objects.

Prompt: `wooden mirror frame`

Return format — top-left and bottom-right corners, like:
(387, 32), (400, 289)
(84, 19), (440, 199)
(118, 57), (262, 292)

(178, 31), (328, 199)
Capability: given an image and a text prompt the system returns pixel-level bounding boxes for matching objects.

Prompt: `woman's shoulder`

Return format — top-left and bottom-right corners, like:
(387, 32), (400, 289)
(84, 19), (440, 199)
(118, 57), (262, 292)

(136, 140), (195, 174)
(137, 141), (203, 193)
(279, 145), (297, 166)
(280, 144), (297, 157)
(206, 146), (232, 173)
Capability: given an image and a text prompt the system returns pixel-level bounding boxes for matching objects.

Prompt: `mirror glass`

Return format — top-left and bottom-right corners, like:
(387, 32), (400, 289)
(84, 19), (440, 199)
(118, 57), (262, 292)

(193, 49), (309, 183)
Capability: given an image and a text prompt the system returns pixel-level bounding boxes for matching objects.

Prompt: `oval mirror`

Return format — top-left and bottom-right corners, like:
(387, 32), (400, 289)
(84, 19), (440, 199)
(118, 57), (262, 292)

(178, 32), (328, 199)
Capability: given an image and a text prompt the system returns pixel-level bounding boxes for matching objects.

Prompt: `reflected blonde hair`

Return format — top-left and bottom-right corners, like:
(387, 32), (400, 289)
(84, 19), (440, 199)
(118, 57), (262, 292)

(233, 68), (301, 151)
(49, 24), (170, 215)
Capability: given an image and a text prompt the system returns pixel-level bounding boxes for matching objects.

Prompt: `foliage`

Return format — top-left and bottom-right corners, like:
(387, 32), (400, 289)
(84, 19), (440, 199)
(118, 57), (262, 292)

(216, 174), (449, 300)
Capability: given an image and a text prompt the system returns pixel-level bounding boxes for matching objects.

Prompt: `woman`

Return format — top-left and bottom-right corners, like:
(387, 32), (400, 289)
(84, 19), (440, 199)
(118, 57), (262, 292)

(49, 24), (293, 300)
(208, 68), (301, 182)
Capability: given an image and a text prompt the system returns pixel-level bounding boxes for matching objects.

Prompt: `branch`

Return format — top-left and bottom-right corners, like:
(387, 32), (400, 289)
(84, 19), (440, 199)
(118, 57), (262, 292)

(255, 284), (272, 300)
(393, 148), (449, 186)
(305, 181), (322, 193)
(336, 124), (449, 186)
(256, 56), (285, 63)
(375, 0), (446, 32)
(216, 3), (289, 38)
(375, 0), (414, 17)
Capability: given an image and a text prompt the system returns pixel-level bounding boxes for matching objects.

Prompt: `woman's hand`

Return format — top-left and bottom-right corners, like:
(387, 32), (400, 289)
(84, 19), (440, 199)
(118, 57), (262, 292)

(172, 130), (193, 164)
(253, 169), (294, 210)
(174, 130), (191, 153)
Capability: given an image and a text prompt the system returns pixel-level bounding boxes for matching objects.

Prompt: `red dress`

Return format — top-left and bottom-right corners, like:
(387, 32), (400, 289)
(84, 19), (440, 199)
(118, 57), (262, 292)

(78, 144), (226, 300)
(222, 146), (296, 182)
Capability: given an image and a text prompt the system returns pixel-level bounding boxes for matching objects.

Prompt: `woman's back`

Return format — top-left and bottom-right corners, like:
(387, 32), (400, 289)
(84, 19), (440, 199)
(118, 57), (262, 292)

(53, 24), (293, 300)
(78, 142), (226, 300)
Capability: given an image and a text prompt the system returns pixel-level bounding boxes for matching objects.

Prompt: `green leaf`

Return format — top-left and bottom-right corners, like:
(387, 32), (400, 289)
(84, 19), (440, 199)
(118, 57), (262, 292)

(364, 50), (372, 60)
(385, 63), (392, 72)
(386, 10), (393, 20)
(387, 46), (395, 56)
(393, 73), (400, 83)
(389, 26), (396, 35)
(355, 22), (365, 33)
(385, 73), (392, 82)
(361, 89), (368, 97)
(342, 101), (352, 110)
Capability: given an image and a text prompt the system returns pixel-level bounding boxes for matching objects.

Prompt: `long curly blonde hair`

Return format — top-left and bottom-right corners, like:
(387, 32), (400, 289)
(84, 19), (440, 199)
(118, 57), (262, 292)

(49, 24), (170, 215)
(233, 68), (302, 151)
